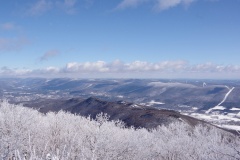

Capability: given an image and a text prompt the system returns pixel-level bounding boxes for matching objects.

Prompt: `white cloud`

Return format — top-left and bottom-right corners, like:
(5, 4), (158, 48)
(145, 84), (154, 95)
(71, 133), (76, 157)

(64, 0), (77, 14)
(116, 0), (198, 11)
(39, 50), (60, 61)
(64, 60), (188, 73)
(28, 0), (52, 16)
(154, 0), (196, 11)
(56, 0), (78, 14)
(28, 0), (81, 15)
(0, 23), (16, 30)
(1, 60), (240, 79)
(0, 37), (29, 52)
(0, 21), (30, 54)
(65, 61), (109, 72)
(116, 0), (147, 10)
(0, 67), (14, 75)
(191, 63), (240, 73)
(64, 0), (76, 7)
(0, 22), (28, 53)
(0, 67), (31, 76)
(84, 0), (94, 8)
(46, 66), (60, 72)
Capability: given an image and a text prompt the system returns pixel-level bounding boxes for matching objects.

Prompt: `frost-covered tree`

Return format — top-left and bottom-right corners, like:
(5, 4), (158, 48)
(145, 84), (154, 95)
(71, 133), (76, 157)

(0, 100), (239, 160)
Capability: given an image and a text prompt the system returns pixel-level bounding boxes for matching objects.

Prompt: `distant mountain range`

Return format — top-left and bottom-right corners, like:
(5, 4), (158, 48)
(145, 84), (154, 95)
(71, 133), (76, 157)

(0, 78), (240, 130)
(19, 97), (206, 129)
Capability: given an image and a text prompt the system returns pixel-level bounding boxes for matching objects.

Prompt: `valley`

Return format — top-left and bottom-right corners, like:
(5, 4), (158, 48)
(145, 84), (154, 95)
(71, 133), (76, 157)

(1, 78), (240, 131)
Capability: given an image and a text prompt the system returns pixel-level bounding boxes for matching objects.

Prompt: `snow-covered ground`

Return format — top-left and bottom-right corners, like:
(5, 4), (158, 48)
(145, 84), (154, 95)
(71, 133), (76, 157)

(148, 100), (165, 105)
(230, 107), (240, 111)
(206, 106), (226, 114)
(117, 95), (124, 98)
(139, 100), (165, 107)
(130, 104), (143, 108)
(187, 112), (240, 131)
(217, 124), (240, 131)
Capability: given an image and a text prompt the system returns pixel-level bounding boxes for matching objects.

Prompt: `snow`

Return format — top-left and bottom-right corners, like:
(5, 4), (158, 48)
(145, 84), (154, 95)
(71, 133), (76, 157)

(148, 100), (165, 105)
(227, 113), (237, 117)
(84, 84), (93, 89)
(217, 125), (240, 131)
(148, 82), (196, 88)
(216, 87), (235, 106)
(225, 85), (230, 90)
(206, 106), (226, 114)
(212, 106), (226, 110)
(1, 101), (239, 159)
(206, 87), (234, 114)
(130, 104), (142, 108)
(236, 112), (240, 118)
(203, 82), (207, 87)
(45, 79), (51, 83)
(119, 101), (127, 104)
(189, 112), (240, 126)
(178, 105), (191, 108)
(178, 118), (185, 122)
(117, 95), (124, 98)
(230, 107), (240, 111)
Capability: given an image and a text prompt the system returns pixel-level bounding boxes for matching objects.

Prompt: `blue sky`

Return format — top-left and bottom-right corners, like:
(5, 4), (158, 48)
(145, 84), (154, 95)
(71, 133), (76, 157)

(0, 0), (240, 79)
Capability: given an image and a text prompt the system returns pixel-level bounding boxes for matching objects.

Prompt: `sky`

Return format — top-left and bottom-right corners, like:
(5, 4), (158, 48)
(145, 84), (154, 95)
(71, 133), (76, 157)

(0, 0), (240, 79)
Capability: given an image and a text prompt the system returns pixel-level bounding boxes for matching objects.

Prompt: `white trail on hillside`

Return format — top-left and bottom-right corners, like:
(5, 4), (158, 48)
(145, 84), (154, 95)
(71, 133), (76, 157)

(217, 87), (235, 106)
(206, 87), (235, 114)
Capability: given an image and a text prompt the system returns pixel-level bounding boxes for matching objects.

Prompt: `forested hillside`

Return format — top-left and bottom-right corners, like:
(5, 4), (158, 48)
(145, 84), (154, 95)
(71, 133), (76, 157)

(0, 100), (239, 160)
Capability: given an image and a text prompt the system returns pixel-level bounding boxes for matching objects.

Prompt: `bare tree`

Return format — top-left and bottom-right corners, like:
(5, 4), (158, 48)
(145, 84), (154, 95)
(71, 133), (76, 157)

(0, 100), (239, 160)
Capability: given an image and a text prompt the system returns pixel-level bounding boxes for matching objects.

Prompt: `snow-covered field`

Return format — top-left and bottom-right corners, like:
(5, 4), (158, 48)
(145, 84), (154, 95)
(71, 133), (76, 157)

(187, 112), (240, 131)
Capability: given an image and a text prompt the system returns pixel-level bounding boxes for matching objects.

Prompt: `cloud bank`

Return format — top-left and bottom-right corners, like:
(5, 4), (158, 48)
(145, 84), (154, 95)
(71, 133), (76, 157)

(1, 60), (240, 79)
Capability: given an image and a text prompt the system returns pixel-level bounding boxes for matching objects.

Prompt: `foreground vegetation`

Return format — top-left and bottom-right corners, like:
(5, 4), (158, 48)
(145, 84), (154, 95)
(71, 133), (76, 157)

(0, 100), (239, 160)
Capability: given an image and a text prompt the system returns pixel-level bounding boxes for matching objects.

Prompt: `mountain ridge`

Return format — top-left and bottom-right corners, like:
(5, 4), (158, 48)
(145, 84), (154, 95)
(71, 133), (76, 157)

(20, 97), (209, 129)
